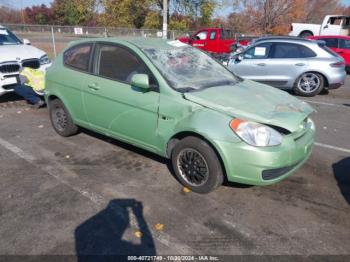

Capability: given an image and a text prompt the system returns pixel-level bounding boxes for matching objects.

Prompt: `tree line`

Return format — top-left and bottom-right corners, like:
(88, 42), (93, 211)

(0, 0), (217, 31)
(0, 0), (349, 34)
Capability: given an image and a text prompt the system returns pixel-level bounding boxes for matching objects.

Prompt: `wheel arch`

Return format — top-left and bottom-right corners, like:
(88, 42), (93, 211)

(166, 131), (228, 179)
(299, 30), (313, 37)
(46, 93), (78, 121)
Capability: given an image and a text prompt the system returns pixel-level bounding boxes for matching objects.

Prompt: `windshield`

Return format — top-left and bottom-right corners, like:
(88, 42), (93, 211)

(142, 44), (240, 92)
(0, 28), (22, 45)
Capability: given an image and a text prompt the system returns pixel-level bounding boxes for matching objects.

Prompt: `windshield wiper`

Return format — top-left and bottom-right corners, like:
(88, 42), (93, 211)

(176, 87), (196, 93)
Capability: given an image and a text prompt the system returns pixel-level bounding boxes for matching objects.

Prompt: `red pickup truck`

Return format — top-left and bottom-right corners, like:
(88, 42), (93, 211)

(178, 28), (245, 54)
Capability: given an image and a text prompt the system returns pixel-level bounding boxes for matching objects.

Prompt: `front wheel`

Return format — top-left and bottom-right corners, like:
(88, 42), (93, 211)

(49, 99), (79, 137)
(293, 72), (324, 97)
(171, 137), (224, 194)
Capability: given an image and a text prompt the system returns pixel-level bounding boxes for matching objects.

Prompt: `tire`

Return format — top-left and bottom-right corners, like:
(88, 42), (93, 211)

(49, 98), (78, 137)
(171, 136), (224, 194)
(293, 72), (324, 97)
(299, 31), (313, 38)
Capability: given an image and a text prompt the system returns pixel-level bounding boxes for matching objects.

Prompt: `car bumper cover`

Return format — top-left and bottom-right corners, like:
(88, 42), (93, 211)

(213, 127), (315, 186)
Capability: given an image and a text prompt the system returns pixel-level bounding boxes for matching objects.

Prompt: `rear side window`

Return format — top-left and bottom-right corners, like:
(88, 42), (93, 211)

(340, 39), (350, 50)
(64, 44), (92, 71)
(271, 43), (316, 58)
(323, 38), (339, 48)
(209, 31), (216, 40)
(299, 45), (317, 57)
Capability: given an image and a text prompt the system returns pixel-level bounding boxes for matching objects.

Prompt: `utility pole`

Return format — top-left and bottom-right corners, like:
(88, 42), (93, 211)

(21, 0), (26, 24)
(162, 0), (168, 39)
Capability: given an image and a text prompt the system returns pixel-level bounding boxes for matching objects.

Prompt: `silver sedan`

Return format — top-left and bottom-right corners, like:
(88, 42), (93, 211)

(227, 38), (346, 96)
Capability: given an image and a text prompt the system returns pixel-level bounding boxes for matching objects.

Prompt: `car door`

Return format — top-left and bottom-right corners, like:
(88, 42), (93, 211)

(322, 16), (342, 35)
(229, 42), (271, 82)
(205, 30), (218, 52)
(191, 30), (208, 51)
(82, 42), (160, 150)
(261, 42), (311, 88)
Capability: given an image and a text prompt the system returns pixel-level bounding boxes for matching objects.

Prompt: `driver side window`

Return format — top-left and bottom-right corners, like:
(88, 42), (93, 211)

(243, 43), (271, 59)
(94, 43), (158, 89)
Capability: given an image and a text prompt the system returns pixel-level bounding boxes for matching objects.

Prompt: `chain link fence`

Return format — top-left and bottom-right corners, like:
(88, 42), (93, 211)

(3, 24), (191, 59)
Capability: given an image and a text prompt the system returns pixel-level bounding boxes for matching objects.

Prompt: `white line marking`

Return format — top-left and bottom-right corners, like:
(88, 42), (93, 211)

(0, 137), (36, 162)
(303, 100), (346, 108)
(0, 136), (103, 205)
(315, 142), (350, 154)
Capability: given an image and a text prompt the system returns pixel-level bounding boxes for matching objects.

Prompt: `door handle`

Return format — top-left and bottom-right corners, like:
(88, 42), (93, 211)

(337, 51), (344, 54)
(295, 63), (306, 66)
(88, 83), (100, 90)
(256, 63), (266, 66)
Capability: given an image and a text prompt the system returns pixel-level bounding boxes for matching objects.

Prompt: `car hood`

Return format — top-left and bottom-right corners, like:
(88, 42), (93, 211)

(0, 44), (46, 62)
(184, 80), (314, 133)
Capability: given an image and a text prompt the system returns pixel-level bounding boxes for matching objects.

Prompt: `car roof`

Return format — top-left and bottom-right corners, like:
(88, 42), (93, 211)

(68, 37), (188, 50)
(254, 36), (312, 43)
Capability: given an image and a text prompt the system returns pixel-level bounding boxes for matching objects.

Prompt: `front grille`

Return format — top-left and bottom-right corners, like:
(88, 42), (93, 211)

(0, 63), (20, 74)
(22, 59), (40, 69)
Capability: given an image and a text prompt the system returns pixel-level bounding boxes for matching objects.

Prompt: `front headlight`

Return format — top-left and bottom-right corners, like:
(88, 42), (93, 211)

(230, 119), (282, 147)
(40, 54), (50, 65)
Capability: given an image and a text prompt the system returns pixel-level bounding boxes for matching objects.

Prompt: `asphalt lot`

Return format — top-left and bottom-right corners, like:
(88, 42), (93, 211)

(0, 77), (349, 259)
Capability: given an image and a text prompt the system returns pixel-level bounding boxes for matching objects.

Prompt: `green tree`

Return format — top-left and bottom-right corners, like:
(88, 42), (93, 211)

(52, 0), (96, 25)
(199, 0), (215, 27)
(99, 0), (152, 28)
(143, 11), (162, 29)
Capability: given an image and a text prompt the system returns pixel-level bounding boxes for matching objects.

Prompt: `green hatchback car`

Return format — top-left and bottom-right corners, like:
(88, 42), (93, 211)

(45, 38), (315, 193)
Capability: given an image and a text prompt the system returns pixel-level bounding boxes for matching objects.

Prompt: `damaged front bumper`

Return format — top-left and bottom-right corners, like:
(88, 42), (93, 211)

(212, 122), (315, 186)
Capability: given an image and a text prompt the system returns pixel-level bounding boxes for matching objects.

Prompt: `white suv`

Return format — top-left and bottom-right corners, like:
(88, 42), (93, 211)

(0, 25), (51, 96)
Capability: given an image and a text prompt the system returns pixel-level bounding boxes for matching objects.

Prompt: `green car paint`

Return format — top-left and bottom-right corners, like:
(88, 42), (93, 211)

(45, 37), (315, 186)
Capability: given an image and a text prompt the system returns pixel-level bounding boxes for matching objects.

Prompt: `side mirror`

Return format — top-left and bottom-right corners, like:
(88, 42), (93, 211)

(131, 74), (150, 91)
(323, 24), (329, 29)
(23, 39), (31, 45)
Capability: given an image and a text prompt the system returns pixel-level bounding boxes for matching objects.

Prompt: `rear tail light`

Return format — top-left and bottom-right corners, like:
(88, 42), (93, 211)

(330, 61), (345, 68)
(290, 25), (293, 32)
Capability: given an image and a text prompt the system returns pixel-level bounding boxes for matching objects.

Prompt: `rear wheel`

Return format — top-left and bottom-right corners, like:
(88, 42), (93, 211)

(171, 136), (224, 194)
(49, 99), (78, 137)
(293, 72), (324, 97)
(299, 31), (313, 38)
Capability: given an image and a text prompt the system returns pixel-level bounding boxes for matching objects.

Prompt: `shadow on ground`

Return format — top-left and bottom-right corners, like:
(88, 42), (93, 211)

(0, 92), (23, 103)
(80, 128), (251, 190)
(75, 199), (156, 262)
(332, 157), (350, 205)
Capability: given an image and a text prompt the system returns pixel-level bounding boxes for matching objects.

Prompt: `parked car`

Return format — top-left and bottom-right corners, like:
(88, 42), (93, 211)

(289, 15), (350, 38)
(227, 37), (346, 97)
(178, 28), (249, 54)
(46, 38), (315, 193)
(0, 25), (51, 96)
(308, 35), (350, 72)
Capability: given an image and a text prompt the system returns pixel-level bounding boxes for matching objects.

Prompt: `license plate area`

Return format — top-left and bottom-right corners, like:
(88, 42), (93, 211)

(2, 76), (18, 86)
